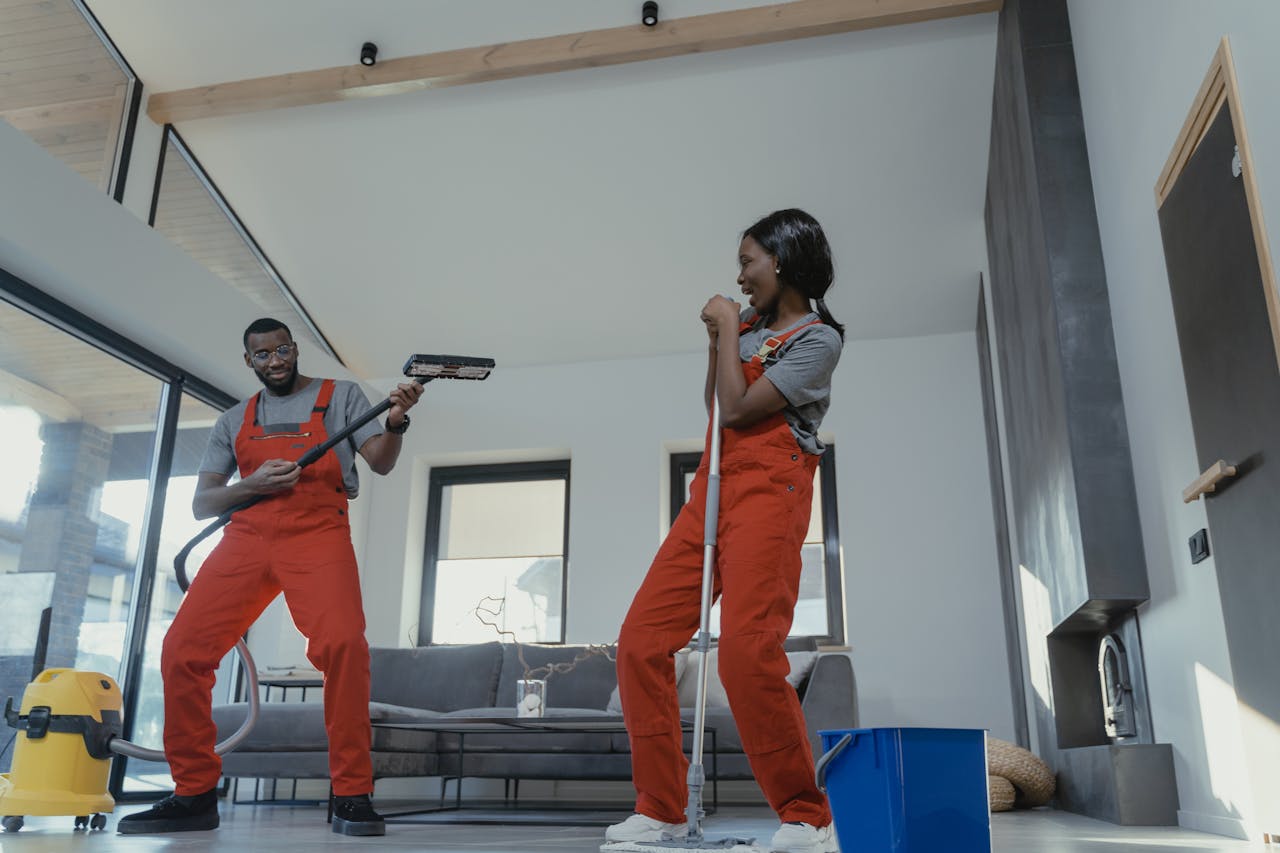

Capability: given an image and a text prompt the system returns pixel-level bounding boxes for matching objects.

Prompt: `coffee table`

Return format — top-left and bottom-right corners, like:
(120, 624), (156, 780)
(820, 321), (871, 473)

(368, 715), (718, 825)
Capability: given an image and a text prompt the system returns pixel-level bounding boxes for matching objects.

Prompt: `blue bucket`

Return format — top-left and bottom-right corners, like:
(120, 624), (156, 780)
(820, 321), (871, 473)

(816, 727), (990, 852)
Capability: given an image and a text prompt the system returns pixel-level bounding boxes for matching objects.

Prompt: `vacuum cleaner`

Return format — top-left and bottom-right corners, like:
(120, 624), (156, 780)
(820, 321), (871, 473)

(604, 393), (758, 853)
(0, 354), (495, 833)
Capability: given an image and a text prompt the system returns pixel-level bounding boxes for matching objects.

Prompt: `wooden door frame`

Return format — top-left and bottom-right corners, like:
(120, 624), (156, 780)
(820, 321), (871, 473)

(1155, 37), (1280, 374)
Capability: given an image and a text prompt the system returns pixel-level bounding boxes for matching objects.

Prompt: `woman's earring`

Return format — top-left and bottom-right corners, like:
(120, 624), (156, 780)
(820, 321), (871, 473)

(775, 267), (782, 274)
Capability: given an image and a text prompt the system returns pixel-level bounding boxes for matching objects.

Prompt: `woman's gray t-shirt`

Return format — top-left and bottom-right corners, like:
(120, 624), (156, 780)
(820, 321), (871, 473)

(198, 379), (382, 497)
(738, 310), (842, 455)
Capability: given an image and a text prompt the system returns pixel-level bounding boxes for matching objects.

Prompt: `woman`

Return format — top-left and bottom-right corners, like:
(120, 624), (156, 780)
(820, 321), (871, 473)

(609, 209), (844, 853)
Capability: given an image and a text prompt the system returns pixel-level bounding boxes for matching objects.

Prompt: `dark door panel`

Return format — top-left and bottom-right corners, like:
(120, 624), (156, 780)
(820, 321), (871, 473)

(1159, 102), (1280, 829)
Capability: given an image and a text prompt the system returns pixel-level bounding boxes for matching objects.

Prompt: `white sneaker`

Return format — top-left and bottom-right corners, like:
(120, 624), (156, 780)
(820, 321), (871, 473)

(604, 813), (689, 843)
(770, 821), (839, 853)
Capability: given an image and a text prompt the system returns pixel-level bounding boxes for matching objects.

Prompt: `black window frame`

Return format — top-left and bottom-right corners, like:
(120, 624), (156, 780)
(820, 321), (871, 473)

(75, 0), (143, 203)
(669, 445), (845, 646)
(420, 460), (572, 646)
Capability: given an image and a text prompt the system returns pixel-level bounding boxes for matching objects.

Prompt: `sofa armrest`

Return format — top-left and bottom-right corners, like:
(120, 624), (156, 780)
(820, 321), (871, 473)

(799, 653), (857, 759)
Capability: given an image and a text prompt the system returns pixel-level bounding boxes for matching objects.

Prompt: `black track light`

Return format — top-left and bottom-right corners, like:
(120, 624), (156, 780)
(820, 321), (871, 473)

(360, 42), (378, 67)
(642, 1), (658, 27)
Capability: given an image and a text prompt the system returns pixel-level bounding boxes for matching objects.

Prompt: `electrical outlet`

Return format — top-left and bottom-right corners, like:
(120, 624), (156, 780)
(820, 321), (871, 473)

(1189, 529), (1210, 564)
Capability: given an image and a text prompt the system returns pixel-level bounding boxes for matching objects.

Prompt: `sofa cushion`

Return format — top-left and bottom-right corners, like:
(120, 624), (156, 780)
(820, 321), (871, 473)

(495, 643), (618, 711)
(370, 642), (503, 711)
(673, 649), (817, 709)
(435, 707), (618, 753)
(219, 749), (438, 781)
(607, 651), (687, 713)
(213, 702), (328, 752)
(368, 701), (448, 751)
(676, 649), (730, 708)
(785, 651), (819, 689)
(213, 701), (442, 753)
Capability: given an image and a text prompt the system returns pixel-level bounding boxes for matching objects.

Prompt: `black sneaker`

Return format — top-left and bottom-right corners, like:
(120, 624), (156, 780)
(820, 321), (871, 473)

(332, 793), (386, 836)
(117, 789), (219, 834)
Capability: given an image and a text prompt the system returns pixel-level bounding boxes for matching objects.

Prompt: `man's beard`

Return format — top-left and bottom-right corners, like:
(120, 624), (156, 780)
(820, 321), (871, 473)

(253, 363), (299, 395)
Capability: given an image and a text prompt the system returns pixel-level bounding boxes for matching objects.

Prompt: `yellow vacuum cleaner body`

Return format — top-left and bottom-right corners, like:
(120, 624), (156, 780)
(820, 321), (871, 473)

(0, 669), (122, 829)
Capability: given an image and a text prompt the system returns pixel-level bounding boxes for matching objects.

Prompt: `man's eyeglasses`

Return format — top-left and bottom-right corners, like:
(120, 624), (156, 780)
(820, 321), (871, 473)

(250, 344), (295, 363)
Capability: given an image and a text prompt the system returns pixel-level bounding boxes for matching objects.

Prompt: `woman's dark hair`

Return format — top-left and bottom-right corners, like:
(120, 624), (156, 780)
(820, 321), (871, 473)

(243, 317), (292, 351)
(743, 208), (844, 340)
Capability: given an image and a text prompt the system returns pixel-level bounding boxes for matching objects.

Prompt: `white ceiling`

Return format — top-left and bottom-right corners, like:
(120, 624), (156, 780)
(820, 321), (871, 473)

(88, 1), (998, 381)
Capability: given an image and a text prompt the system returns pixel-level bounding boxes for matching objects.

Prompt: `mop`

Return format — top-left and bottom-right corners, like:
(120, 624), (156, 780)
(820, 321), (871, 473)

(603, 394), (761, 853)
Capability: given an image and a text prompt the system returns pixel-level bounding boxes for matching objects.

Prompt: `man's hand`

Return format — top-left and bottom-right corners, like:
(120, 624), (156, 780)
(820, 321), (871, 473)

(387, 381), (424, 430)
(700, 295), (741, 334)
(244, 458), (300, 495)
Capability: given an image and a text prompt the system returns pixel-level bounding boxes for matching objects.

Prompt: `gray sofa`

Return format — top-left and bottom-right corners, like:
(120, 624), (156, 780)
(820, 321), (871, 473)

(213, 640), (857, 789)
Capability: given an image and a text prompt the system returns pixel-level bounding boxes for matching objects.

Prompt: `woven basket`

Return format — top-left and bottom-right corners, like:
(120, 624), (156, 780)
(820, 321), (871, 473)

(988, 774), (1016, 812)
(987, 737), (1055, 808)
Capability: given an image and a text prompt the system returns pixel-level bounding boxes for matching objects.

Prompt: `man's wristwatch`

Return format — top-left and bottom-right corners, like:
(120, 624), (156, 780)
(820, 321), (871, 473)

(385, 415), (410, 435)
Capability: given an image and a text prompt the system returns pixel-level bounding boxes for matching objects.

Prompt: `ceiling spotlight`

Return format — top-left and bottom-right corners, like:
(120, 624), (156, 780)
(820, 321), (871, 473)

(642, 1), (658, 27)
(360, 42), (378, 67)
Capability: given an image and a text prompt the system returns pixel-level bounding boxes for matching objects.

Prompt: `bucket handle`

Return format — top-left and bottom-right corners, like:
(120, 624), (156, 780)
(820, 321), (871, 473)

(815, 733), (853, 793)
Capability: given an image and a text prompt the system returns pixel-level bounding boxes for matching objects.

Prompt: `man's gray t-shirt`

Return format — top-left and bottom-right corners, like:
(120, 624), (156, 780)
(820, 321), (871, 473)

(198, 379), (383, 497)
(738, 310), (842, 455)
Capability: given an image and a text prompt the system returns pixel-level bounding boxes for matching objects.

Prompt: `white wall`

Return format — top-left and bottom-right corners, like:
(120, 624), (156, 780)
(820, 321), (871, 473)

(1067, 0), (1280, 839)
(1, 98), (1016, 750)
(358, 331), (1018, 743)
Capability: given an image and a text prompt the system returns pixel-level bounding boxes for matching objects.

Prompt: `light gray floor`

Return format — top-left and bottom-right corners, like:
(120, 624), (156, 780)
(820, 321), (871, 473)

(0, 804), (1263, 852)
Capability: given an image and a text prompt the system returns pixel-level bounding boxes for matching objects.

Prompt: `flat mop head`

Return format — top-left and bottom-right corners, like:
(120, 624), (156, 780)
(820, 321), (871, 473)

(403, 354), (495, 381)
(601, 837), (760, 852)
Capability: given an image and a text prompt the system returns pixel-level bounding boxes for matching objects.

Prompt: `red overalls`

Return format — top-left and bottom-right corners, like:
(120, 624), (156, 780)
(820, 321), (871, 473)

(617, 320), (832, 828)
(160, 379), (374, 797)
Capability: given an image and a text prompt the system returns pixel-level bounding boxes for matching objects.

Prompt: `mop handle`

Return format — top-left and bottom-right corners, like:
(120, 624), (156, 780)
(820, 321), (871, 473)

(691, 395), (722, 762)
(683, 392), (723, 838)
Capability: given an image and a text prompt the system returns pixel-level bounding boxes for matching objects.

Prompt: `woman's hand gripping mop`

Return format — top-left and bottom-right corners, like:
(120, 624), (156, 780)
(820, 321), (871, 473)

(603, 393), (759, 853)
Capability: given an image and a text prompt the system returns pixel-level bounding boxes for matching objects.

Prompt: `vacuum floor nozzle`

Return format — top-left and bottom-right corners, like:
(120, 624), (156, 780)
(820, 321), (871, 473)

(403, 354), (495, 381)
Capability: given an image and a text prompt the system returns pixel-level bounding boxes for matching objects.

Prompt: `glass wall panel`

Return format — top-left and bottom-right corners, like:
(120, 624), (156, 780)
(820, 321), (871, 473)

(0, 297), (162, 772)
(118, 392), (236, 793)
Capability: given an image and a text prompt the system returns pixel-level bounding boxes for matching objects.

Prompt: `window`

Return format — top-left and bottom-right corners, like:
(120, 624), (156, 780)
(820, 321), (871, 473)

(421, 461), (570, 646)
(0, 268), (235, 798)
(670, 446), (844, 645)
(0, 0), (140, 200)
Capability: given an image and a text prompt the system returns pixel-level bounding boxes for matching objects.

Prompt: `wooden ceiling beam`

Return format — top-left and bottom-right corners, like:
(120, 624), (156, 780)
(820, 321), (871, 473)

(148, 0), (1000, 124)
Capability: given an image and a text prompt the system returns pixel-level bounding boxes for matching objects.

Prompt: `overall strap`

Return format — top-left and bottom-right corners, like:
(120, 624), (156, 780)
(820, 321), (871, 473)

(749, 319), (824, 364)
(244, 392), (263, 428)
(308, 379), (337, 424)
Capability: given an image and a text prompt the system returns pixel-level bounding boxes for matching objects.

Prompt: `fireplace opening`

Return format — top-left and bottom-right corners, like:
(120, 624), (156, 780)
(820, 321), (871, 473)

(1098, 633), (1138, 740)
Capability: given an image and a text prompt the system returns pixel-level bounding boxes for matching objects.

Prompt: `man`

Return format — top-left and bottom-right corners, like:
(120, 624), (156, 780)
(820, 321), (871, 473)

(119, 318), (422, 837)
